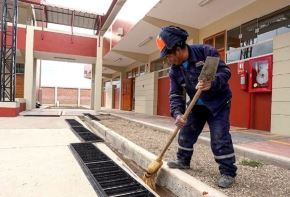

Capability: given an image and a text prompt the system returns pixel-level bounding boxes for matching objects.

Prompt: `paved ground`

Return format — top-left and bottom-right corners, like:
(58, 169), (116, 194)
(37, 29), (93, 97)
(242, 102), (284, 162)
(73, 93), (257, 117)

(104, 109), (290, 159)
(0, 114), (97, 197)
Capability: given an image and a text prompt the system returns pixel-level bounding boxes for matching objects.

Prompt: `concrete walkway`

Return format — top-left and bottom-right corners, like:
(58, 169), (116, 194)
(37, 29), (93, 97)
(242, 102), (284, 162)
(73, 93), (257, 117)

(0, 115), (97, 197)
(103, 109), (290, 168)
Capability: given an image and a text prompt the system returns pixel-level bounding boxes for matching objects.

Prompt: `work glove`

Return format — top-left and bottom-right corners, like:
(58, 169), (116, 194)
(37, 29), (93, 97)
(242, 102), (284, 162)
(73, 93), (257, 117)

(175, 114), (185, 128)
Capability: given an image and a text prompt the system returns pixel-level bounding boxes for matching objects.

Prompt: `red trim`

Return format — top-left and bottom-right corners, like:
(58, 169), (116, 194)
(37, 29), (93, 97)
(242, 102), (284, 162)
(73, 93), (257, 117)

(0, 27), (26, 50)
(19, 103), (26, 112)
(34, 30), (97, 57)
(17, 27), (26, 49)
(0, 107), (19, 117)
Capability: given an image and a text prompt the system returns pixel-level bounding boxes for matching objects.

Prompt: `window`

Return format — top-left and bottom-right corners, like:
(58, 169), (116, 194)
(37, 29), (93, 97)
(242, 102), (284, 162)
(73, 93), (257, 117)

(204, 38), (214, 46)
(226, 6), (290, 63)
(16, 64), (24, 73)
(204, 31), (226, 61)
(150, 58), (168, 72)
(126, 71), (132, 78)
(132, 67), (139, 77)
(139, 65), (145, 76)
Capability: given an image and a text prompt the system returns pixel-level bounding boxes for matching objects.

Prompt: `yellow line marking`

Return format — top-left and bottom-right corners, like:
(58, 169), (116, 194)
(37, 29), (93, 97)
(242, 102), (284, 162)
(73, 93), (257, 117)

(269, 140), (290, 147)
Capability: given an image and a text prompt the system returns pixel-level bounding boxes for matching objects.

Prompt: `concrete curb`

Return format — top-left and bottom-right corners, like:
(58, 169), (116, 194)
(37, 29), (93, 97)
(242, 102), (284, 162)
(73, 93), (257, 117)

(84, 116), (227, 197)
(110, 113), (290, 170)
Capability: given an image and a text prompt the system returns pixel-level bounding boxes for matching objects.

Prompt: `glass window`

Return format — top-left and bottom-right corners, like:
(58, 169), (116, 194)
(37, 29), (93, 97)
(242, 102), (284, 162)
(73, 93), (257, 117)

(240, 19), (258, 46)
(204, 38), (214, 47)
(215, 34), (225, 49)
(132, 67), (138, 77)
(127, 71), (132, 78)
(16, 64), (24, 73)
(150, 57), (168, 72)
(139, 65), (145, 76)
(226, 6), (290, 63)
(158, 68), (170, 78)
(258, 8), (290, 42)
(227, 27), (240, 50)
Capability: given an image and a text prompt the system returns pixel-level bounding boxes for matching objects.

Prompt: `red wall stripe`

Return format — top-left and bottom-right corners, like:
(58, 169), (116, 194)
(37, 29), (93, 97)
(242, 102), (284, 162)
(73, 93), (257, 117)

(0, 107), (19, 117)
(0, 27), (26, 50)
(34, 30), (97, 57)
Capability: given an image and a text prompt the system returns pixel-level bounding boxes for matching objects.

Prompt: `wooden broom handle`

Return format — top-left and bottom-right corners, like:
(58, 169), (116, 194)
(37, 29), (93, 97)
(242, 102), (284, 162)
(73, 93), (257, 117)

(157, 88), (202, 160)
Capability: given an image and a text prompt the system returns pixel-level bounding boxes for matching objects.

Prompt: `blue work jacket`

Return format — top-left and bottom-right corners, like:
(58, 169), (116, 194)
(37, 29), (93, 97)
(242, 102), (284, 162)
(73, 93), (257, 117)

(169, 44), (232, 118)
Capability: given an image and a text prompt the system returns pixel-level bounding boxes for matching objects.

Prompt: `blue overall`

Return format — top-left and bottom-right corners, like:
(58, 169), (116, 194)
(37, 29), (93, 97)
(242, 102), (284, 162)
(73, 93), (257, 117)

(169, 44), (237, 177)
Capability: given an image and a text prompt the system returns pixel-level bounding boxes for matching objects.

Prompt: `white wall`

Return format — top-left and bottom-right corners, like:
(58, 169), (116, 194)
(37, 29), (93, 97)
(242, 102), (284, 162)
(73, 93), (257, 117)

(271, 32), (290, 136)
(134, 72), (158, 115)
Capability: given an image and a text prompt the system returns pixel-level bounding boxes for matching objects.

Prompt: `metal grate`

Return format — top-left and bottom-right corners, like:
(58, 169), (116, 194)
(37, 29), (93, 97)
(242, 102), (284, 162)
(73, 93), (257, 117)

(66, 119), (103, 142)
(65, 119), (83, 127)
(83, 113), (101, 121)
(70, 143), (156, 197)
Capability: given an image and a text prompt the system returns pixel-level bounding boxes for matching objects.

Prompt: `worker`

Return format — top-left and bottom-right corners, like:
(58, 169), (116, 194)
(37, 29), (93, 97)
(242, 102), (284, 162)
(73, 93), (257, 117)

(156, 25), (237, 188)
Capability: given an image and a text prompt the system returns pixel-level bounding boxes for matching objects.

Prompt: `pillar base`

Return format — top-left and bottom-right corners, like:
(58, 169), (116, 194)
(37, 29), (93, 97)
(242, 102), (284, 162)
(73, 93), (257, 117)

(16, 98), (26, 112)
(0, 102), (20, 117)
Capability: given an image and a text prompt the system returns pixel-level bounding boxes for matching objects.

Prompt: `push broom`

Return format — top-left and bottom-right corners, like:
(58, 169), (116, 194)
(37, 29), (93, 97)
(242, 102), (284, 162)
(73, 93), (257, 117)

(142, 56), (220, 190)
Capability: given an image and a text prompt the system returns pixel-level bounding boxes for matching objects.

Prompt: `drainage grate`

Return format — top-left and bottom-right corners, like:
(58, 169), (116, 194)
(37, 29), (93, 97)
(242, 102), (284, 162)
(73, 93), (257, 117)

(66, 119), (103, 142)
(83, 113), (101, 121)
(65, 119), (83, 127)
(70, 143), (156, 197)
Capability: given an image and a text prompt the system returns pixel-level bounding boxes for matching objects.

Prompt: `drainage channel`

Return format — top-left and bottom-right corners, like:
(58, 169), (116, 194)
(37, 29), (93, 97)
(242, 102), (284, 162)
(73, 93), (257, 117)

(83, 113), (101, 121)
(66, 119), (103, 142)
(81, 115), (177, 197)
(70, 143), (157, 197)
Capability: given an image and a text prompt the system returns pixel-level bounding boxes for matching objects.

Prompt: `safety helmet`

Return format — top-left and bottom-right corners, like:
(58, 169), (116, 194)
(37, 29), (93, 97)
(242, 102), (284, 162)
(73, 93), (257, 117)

(156, 25), (189, 57)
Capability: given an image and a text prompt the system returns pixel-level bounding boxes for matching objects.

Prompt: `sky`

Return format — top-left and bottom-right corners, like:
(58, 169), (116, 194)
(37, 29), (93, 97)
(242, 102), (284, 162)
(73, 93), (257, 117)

(41, 61), (92, 88)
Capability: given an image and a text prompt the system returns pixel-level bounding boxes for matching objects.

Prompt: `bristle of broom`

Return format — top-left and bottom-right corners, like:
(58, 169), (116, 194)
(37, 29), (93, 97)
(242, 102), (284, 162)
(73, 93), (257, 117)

(142, 159), (163, 191)
(142, 172), (156, 190)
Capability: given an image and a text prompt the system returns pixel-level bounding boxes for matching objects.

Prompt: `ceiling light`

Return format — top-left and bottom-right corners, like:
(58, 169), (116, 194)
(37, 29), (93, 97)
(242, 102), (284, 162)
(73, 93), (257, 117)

(198, 0), (213, 7)
(137, 36), (153, 47)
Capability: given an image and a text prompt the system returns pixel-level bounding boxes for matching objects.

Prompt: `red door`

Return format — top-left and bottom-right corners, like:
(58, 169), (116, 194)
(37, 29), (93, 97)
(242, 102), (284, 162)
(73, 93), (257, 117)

(157, 77), (171, 116)
(121, 78), (133, 111)
(113, 87), (120, 109)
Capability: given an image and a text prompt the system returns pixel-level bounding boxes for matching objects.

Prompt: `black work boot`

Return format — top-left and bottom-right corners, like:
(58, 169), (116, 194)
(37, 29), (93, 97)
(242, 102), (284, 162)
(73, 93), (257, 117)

(218, 174), (235, 188)
(167, 160), (190, 169)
